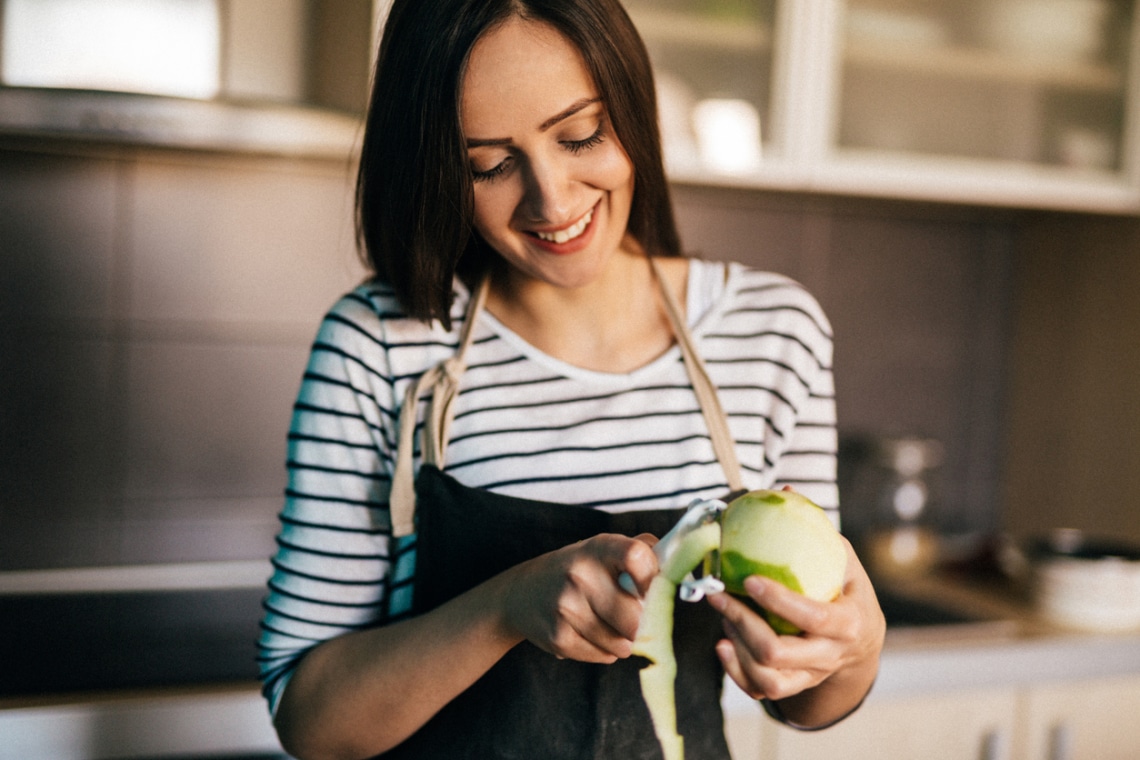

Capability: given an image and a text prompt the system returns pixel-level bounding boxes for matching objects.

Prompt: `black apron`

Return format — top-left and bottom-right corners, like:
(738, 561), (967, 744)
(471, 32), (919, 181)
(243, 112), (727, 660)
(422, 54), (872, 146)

(382, 260), (746, 759)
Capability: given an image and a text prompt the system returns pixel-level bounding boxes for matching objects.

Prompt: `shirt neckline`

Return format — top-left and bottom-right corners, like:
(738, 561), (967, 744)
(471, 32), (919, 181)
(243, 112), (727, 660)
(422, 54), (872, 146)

(474, 259), (734, 384)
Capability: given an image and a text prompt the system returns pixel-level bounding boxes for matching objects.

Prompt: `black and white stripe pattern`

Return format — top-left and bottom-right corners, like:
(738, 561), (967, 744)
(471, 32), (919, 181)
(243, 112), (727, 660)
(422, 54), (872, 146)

(258, 259), (837, 712)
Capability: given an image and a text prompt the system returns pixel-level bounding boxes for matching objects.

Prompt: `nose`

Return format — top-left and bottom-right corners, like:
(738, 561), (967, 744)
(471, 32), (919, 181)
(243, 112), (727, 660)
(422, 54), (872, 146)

(520, 153), (576, 226)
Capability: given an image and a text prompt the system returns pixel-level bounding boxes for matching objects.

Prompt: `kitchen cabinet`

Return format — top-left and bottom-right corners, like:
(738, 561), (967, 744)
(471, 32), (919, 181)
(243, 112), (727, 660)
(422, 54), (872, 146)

(624, 0), (1140, 213)
(1017, 675), (1140, 760)
(759, 686), (1019, 760)
(723, 659), (1140, 760)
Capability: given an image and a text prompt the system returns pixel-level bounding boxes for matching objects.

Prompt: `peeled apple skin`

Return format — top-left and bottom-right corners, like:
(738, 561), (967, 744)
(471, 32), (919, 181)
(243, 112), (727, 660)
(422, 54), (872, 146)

(631, 522), (721, 760)
(719, 489), (847, 634)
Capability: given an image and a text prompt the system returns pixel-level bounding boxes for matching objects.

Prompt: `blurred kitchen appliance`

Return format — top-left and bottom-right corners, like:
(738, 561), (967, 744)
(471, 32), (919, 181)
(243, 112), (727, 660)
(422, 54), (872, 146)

(843, 436), (945, 579)
(1027, 529), (1140, 632)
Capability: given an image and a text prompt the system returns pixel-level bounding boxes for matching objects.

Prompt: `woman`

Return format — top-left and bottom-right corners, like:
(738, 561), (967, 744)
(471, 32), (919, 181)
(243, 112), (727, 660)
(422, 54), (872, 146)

(258, 1), (884, 758)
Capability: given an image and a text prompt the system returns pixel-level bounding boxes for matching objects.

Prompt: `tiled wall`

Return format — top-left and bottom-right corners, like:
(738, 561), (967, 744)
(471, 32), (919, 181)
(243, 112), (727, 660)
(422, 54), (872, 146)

(1003, 213), (1140, 546)
(0, 141), (1015, 572)
(671, 186), (1015, 540)
(0, 142), (366, 570)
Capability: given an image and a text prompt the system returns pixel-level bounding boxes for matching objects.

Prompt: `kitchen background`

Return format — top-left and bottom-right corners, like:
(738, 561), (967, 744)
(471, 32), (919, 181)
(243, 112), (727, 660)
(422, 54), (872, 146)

(2, 0), (1139, 758)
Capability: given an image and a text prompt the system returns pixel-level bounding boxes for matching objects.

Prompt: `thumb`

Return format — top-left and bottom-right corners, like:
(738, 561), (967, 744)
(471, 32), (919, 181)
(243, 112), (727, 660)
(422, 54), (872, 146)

(609, 534), (659, 597)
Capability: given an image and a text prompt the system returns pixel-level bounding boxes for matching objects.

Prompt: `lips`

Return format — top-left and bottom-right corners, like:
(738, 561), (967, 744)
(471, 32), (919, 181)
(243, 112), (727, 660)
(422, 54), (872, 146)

(526, 202), (598, 254)
(534, 206), (593, 244)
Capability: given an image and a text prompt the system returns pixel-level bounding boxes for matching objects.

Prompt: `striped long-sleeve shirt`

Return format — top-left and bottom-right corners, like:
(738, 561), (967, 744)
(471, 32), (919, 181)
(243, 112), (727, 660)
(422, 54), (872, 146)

(257, 258), (838, 713)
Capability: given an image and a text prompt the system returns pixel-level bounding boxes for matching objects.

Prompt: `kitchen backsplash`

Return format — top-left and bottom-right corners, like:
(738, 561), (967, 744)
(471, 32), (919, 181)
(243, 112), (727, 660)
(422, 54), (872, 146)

(1, 139), (1018, 572)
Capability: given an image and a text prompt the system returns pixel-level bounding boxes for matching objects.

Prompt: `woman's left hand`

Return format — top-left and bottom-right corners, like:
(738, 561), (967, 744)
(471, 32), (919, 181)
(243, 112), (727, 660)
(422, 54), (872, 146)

(707, 537), (885, 728)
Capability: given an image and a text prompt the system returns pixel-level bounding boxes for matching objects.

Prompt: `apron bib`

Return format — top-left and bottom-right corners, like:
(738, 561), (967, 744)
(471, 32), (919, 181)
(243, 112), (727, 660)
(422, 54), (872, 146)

(381, 259), (744, 759)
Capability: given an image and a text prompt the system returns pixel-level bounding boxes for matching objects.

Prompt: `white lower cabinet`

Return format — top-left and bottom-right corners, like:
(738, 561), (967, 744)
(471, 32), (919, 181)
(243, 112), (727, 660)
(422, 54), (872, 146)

(724, 674), (1140, 760)
(1016, 675), (1140, 760)
(769, 687), (1017, 760)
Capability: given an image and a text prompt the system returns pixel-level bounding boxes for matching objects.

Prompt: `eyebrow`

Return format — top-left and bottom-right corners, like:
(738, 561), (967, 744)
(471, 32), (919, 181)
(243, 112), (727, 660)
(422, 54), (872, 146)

(466, 97), (603, 148)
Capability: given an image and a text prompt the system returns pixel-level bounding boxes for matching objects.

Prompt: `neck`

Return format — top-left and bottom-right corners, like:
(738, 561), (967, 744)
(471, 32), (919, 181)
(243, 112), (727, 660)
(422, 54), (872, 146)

(485, 246), (685, 373)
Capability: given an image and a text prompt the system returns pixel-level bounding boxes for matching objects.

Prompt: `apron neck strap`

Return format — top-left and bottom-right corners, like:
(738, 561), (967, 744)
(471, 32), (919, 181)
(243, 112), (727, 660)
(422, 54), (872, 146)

(389, 259), (744, 538)
(648, 257), (745, 495)
(390, 277), (489, 537)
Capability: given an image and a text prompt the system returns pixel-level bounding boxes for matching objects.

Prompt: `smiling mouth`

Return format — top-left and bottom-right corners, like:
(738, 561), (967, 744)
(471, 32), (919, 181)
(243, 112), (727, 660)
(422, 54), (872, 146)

(533, 206), (594, 245)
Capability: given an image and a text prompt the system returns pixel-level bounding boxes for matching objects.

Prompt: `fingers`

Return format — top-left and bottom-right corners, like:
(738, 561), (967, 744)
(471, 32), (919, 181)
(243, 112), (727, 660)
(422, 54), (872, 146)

(549, 586), (634, 662)
(715, 625), (818, 701)
(742, 575), (834, 636)
(506, 534), (661, 663)
(708, 540), (887, 703)
(710, 588), (837, 700)
(618, 534), (660, 597)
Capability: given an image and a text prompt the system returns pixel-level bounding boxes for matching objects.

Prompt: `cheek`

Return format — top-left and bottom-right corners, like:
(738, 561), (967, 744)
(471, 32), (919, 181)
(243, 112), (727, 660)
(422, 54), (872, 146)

(471, 186), (518, 240)
(595, 146), (635, 192)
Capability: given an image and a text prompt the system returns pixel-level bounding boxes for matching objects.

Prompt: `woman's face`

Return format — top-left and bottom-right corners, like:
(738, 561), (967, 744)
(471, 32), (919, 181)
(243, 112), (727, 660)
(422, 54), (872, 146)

(461, 17), (636, 290)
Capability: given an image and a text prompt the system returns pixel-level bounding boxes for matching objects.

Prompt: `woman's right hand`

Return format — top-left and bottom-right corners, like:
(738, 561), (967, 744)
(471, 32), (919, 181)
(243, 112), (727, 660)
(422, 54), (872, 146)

(274, 533), (660, 759)
(500, 533), (660, 663)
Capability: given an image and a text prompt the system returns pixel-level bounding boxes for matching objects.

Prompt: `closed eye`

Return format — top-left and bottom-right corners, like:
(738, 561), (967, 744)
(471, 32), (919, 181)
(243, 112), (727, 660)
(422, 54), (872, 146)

(472, 158), (511, 182)
(470, 120), (606, 183)
(563, 124), (605, 155)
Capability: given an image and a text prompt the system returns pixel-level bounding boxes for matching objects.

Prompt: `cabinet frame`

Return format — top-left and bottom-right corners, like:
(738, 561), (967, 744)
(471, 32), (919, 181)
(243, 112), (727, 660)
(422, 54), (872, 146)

(664, 0), (1140, 214)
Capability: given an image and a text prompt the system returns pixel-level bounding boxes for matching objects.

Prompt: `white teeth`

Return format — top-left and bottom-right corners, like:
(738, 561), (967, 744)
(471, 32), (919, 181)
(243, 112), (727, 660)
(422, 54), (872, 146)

(536, 208), (593, 244)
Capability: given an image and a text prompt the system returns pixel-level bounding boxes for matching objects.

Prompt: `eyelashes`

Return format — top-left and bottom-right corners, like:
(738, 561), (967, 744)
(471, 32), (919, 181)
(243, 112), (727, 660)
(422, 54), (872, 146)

(563, 124), (605, 155)
(471, 123), (607, 183)
(472, 161), (509, 182)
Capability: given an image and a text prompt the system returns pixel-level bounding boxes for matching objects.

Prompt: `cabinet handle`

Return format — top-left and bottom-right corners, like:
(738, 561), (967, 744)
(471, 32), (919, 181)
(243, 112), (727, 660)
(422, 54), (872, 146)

(981, 729), (1009, 760)
(1048, 722), (1073, 760)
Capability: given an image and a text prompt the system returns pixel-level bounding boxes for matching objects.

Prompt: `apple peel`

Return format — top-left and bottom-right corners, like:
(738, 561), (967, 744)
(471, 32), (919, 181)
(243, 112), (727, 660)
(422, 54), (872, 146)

(631, 520), (721, 760)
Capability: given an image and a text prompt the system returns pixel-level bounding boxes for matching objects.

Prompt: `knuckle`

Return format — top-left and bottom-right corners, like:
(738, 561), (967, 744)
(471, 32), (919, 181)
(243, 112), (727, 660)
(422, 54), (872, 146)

(740, 670), (777, 700)
(799, 604), (829, 632)
(757, 638), (787, 668)
(555, 593), (580, 622)
(765, 683), (794, 702)
(549, 621), (576, 654)
(627, 539), (655, 566)
(743, 684), (767, 701)
(564, 560), (594, 592)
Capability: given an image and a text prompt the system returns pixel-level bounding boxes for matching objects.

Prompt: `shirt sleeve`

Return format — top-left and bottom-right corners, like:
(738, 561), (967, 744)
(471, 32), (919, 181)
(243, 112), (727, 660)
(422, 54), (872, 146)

(763, 279), (839, 526)
(257, 290), (405, 715)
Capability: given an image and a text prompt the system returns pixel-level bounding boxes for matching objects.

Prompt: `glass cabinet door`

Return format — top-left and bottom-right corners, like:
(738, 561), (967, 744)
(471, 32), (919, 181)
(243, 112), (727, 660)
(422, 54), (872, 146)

(623, 0), (779, 178)
(838, 0), (1135, 174)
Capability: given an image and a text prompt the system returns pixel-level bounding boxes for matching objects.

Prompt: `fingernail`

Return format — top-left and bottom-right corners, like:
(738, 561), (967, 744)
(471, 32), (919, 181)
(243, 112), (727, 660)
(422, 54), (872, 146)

(708, 593), (727, 612)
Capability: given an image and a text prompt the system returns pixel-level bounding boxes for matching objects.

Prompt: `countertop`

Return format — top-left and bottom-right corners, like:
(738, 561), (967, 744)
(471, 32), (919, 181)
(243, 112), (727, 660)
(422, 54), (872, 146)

(724, 570), (1140, 712)
(4, 572), (1139, 760)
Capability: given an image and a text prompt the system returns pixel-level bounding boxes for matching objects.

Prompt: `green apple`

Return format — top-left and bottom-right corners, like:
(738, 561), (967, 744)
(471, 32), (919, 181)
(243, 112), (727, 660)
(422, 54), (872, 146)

(632, 490), (846, 760)
(719, 489), (847, 634)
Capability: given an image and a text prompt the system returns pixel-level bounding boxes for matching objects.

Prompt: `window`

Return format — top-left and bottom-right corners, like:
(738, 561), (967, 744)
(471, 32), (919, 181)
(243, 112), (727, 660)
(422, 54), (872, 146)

(1, 0), (221, 99)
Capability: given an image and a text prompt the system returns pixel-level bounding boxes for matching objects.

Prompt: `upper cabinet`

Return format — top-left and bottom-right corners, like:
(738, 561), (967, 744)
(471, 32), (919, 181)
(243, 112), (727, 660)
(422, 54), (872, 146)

(623, 0), (779, 177)
(627, 0), (1140, 213)
(0, 0), (374, 158)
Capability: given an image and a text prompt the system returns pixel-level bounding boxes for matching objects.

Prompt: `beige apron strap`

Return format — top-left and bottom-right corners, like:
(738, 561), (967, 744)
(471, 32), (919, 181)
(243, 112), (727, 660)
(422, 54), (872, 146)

(649, 258), (746, 495)
(390, 277), (491, 537)
(391, 258), (743, 536)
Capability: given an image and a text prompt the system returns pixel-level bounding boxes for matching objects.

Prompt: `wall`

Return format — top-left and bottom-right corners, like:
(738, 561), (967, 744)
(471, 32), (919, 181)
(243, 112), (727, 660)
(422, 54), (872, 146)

(671, 185), (1015, 541)
(0, 139), (366, 571)
(1003, 212), (1140, 545)
(0, 141), (1016, 574)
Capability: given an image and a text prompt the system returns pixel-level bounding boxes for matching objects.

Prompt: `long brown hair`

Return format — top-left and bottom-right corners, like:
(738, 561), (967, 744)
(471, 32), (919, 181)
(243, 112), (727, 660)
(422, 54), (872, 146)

(355, 0), (681, 328)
